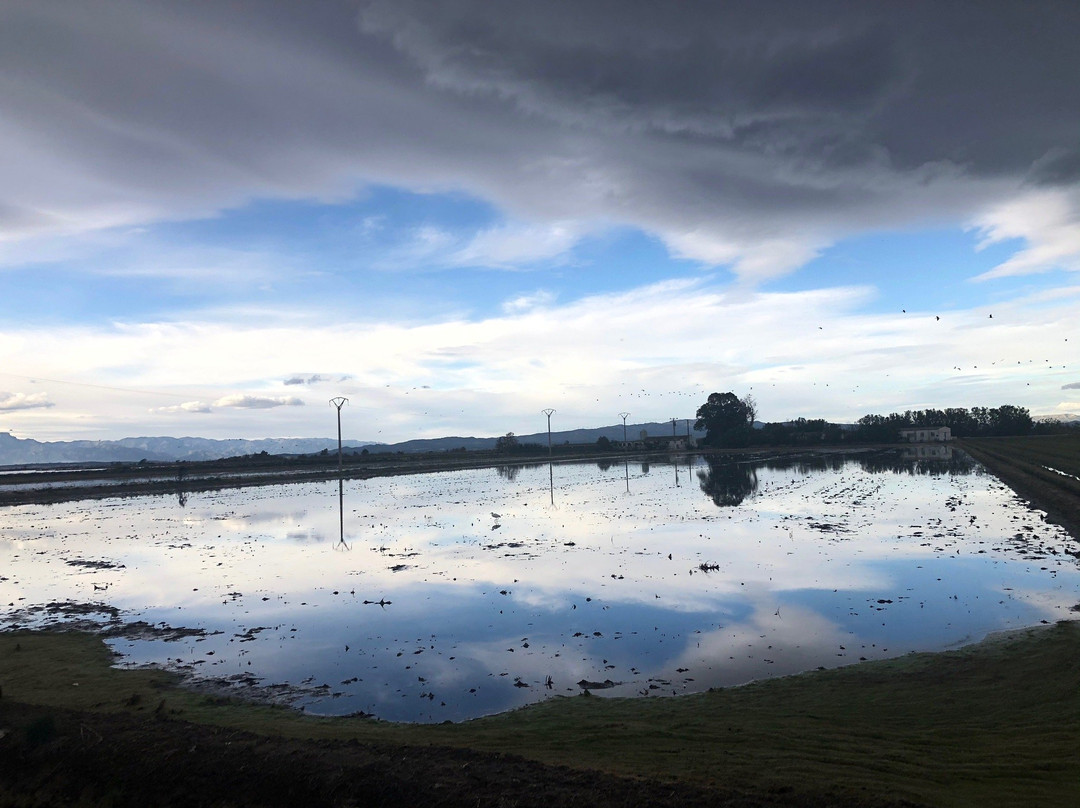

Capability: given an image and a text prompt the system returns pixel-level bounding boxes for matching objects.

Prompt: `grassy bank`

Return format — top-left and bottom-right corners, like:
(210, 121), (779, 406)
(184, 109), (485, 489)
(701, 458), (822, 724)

(3, 623), (1079, 807)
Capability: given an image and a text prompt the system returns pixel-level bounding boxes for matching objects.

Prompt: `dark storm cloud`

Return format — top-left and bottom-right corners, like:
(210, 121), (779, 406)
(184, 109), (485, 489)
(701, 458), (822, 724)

(386, 10), (878, 112)
(1028, 149), (1080, 187)
(359, 0), (1080, 176)
(360, 2), (903, 147)
(3, 0), (1079, 278)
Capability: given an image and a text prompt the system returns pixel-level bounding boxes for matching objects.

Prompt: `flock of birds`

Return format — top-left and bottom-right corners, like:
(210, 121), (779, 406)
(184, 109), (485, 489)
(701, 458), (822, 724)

(361, 307), (1072, 435)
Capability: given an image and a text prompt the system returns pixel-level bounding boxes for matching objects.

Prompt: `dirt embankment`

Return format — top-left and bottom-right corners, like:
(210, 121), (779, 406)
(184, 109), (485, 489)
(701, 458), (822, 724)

(959, 436), (1080, 540)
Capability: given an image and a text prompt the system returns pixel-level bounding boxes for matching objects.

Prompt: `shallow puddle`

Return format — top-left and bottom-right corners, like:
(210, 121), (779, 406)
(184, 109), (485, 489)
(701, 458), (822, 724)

(2, 449), (1078, 722)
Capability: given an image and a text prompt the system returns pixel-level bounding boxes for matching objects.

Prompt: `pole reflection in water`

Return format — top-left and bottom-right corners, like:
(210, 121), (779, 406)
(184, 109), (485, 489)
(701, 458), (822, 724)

(548, 461), (554, 505)
(335, 478), (350, 551)
(624, 458), (630, 493)
(176, 467), (188, 508)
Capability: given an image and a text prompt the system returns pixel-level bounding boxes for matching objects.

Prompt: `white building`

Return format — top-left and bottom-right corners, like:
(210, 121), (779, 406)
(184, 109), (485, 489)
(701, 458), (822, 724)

(898, 426), (952, 443)
(902, 445), (954, 459)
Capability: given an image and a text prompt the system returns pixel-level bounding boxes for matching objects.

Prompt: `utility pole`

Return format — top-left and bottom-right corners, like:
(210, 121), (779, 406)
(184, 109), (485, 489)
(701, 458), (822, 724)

(619, 412), (630, 446)
(329, 397), (348, 471)
(542, 408), (555, 456)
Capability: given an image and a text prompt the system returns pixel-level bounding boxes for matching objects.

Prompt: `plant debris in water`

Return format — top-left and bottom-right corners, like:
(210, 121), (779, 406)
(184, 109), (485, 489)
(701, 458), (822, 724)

(2, 449), (1078, 723)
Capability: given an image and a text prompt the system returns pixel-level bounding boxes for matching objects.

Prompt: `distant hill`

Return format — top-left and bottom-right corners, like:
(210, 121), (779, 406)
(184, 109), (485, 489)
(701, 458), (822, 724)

(108, 436), (369, 461)
(351, 421), (707, 454)
(0, 421), (708, 466)
(0, 432), (163, 465)
(1035, 413), (1080, 424)
(0, 433), (373, 466)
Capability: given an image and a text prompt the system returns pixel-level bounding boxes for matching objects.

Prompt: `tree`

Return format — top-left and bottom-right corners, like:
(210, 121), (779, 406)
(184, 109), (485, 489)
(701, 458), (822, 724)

(495, 432), (519, 452)
(596, 436), (613, 451)
(695, 392), (754, 447)
(989, 404), (1032, 436)
(697, 456), (758, 506)
(854, 412), (912, 442)
(742, 394), (757, 426)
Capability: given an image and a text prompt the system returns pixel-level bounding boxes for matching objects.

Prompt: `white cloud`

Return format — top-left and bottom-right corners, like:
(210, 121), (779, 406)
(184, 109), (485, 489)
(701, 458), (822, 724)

(1, 273), (1076, 441)
(0, 391), (53, 411)
(213, 394), (305, 409)
(972, 189), (1080, 281)
(368, 220), (587, 273)
(150, 400), (212, 414)
(368, 225), (459, 272)
(149, 395), (307, 414)
(664, 232), (825, 280)
(501, 290), (556, 314)
(452, 222), (583, 269)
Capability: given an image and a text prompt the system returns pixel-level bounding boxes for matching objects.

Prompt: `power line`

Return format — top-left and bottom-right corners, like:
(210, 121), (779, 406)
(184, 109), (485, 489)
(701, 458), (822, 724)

(0, 371), (195, 400)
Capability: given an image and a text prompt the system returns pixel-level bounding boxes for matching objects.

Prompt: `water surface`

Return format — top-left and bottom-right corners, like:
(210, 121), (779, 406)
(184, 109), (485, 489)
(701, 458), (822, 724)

(2, 450), (1077, 722)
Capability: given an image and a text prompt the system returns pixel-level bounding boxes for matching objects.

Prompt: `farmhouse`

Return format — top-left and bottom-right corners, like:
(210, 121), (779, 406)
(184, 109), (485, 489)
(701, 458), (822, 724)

(898, 426), (952, 443)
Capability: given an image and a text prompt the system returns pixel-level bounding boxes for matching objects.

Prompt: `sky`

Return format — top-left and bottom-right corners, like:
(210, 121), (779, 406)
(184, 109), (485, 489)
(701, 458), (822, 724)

(1, 0), (1078, 442)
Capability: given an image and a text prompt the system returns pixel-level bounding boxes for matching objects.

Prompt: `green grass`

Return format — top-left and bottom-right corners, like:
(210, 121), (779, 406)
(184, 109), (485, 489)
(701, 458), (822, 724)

(3, 624), (1079, 807)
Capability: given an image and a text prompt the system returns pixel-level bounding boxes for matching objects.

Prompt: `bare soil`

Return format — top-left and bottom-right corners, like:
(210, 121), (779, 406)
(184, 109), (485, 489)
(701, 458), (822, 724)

(959, 435), (1080, 539)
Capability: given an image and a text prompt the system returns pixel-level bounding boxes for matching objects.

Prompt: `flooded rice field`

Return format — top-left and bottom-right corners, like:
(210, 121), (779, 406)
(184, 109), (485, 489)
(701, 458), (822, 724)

(2, 449), (1078, 723)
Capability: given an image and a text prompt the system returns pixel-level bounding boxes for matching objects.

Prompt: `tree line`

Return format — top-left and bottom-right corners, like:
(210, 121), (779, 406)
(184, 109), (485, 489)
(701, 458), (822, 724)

(695, 391), (1068, 448)
(853, 406), (1035, 442)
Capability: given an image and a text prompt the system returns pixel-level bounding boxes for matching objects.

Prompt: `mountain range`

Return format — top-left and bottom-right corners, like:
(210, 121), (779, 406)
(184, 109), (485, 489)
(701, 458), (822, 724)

(0, 433), (353, 466)
(7, 412), (1073, 467)
(0, 421), (706, 466)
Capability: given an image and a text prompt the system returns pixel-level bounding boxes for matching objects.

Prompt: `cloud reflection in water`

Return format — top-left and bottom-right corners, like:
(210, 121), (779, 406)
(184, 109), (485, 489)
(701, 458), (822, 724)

(1, 450), (1077, 722)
